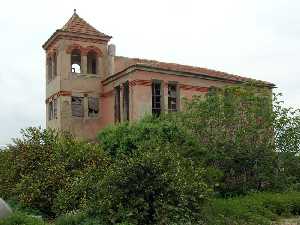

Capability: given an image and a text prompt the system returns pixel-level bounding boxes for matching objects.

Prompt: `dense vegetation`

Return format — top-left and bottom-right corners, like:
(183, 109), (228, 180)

(1, 83), (300, 225)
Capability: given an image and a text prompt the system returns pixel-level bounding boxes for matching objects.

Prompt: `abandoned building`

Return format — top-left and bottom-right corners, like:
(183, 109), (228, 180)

(43, 10), (273, 140)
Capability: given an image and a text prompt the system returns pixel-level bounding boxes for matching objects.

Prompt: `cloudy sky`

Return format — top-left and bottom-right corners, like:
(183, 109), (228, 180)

(0, 0), (299, 146)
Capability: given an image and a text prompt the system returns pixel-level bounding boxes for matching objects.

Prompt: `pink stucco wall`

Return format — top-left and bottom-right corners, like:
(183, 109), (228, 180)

(97, 69), (232, 132)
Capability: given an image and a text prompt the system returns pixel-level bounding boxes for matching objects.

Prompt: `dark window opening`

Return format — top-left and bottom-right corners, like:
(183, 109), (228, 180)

(88, 97), (99, 117)
(123, 81), (130, 121)
(47, 57), (52, 81)
(114, 86), (121, 123)
(152, 81), (162, 116)
(71, 96), (84, 117)
(48, 102), (53, 120)
(168, 83), (178, 112)
(87, 51), (98, 74)
(53, 99), (57, 119)
(53, 52), (57, 77)
(71, 49), (81, 73)
(48, 99), (57, 120)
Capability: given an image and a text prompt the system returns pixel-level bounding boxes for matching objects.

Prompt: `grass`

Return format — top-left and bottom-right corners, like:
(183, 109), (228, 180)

(2, 192), (300, 225)
(203, 192), (300, 225)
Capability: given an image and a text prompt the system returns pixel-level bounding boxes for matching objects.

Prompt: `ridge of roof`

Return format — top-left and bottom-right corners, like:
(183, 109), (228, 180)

(114, 56), (275, 87)
(59, 11), (111, 38)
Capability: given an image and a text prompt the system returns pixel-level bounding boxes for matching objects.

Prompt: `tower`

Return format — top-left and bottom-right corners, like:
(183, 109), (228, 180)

(42, 10), (114, 139)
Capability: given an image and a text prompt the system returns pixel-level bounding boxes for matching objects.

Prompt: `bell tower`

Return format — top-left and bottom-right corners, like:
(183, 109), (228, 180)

(42, 10), (114, 139)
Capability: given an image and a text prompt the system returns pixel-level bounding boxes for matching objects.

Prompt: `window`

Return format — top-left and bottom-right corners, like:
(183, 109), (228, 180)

(123, 81), (130, 121)
(47, 57), (52, 82)
(48, 101), (53, 120)
(152, 80), (162, 116)
(168, 83), (178, 112)
(71, 49), (81, 73)
(71, 96), (84, 117)
(53, 99), (57, 119)
(87, 51), (97, 74)
(48, 99), (57, 120)
(114, 86), (121, 123)
(53, 52), (57, 77)
(88, 97), (99, 117)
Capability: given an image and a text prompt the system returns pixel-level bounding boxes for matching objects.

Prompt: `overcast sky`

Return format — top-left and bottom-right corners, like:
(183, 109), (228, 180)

(0, 0), (299, 146)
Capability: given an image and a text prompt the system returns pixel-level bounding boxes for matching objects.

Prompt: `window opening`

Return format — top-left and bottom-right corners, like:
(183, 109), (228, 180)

(87, 51), (97, 74)
(152, 81), (162, 116)
(47, 57), (52, 81)
(168, 83), (178, 112)
(114, 86), (121, 123)
(88, 97), (99, 117)
(71, 49), (81, 73)
(71, 96), (84, 117)
(123, 81), (130, 121)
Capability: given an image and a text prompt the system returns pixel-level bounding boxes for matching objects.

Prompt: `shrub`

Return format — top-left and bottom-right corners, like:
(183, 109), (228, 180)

(55, 211), (104, 225)
(0, 212), (47, 225)
(97, 116), (200, 161)
(180, 84), (279, 195)
(89, 147), (210, 225)
(1, 127), (110, 217)
(0, 149), (15, 199)
(203, 192), (300, 225)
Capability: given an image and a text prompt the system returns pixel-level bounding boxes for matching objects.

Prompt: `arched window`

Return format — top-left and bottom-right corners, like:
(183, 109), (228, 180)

(71, 49), (81, 73)
(87, 50), (97, 74)
(47, 57), (52, 81)
(53, 52), (57, 77)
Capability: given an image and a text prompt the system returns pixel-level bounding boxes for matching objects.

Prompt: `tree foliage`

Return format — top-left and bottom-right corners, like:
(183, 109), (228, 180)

(89, 147), (210, 225)
(0, 127), (109, 216)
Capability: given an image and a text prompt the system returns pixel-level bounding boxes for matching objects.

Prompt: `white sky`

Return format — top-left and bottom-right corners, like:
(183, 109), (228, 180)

(0, 0), (299, 145)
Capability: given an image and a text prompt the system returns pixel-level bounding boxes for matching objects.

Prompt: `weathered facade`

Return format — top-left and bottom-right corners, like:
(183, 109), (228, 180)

(43, 11), (273, 140)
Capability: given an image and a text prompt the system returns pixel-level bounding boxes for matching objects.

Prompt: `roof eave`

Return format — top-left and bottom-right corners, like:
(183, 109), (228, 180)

(102, 64), (276, 88)
(42, 30), (112, 50)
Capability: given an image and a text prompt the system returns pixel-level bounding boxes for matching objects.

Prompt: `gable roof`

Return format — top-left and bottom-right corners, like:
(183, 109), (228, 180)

(61, 11), (111, 38)
(103, 56), (275, 87)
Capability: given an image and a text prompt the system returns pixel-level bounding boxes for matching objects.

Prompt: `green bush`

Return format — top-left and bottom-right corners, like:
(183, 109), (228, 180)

(1, 127), (110, 217)
(97, 116), (201, 161)
(180, 84), (280, 195)
(0, 212), (47, 225)
(89, 147), (210, 225)
(204, 192), (300, 225)
(55, 211), (104, 225)
(0, 149), (16, 199)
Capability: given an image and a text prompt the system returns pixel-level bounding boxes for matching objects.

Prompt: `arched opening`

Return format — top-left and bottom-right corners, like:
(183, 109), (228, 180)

(53, 52), (57, 77)
(87, 50), (98, 74)
(47, 57), (52, 81)
(71, 49), (81, 73)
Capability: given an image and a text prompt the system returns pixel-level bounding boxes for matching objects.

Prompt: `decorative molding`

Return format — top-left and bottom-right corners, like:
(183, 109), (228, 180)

(65, 43), (85, 54)
(45, 91), (71, 103)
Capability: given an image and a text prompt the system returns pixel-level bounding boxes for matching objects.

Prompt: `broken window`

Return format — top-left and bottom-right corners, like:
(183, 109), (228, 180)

(71, 96), (84, 117)
(87, 51), (97, 74)
(152, 80), (162, 116)
(47, 57), (52, 82)
(114, 86), (121, 123)
(88, 97), (99, 117)
(71, 49), (81, 73)
(48, 99), (57, 120)
(123, 81), (130, 121)
(168, 83), (178, 112)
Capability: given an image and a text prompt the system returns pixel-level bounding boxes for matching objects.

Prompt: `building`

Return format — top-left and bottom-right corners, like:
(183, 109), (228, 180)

(43, 10), (273, 140)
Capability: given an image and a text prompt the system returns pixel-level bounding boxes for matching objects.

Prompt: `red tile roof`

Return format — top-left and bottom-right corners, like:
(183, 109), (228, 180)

(60, 12), (111, 38)
(114, 56), (274, 87)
